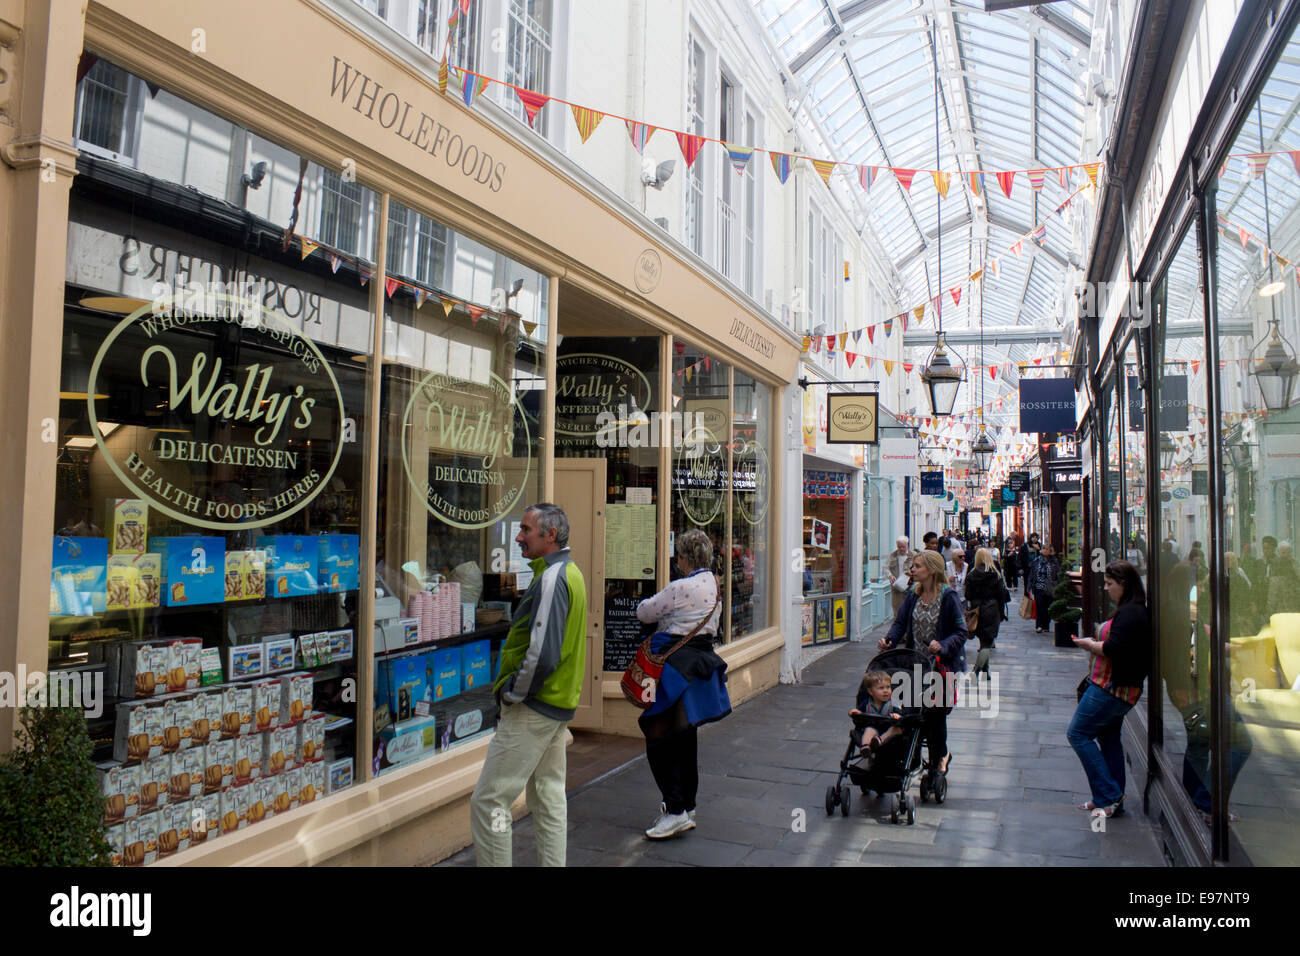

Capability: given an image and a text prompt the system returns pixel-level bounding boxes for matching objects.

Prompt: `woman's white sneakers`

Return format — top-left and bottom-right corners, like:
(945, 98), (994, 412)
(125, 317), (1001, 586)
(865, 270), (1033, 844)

(645, 802), (697, 839)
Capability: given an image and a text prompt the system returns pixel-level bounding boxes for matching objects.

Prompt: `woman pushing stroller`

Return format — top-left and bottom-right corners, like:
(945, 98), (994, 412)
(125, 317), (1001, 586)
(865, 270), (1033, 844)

(876, 549), (967, 781)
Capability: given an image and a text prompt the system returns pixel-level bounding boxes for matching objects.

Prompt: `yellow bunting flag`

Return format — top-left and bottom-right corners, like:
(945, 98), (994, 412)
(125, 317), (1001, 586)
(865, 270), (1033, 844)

(838, 332), (848, 350)
(441, 298), (454, 318)
(802, 336), (812, 352)
(811, 158), (836, 186)
(913, 305), (925, 324)
(931, 170), (950, 199)
(570, 105), (604, 144)
(523, 321), (538, 338)
(438, 57), (449, 95)
(299, 238), (319, 260)
(883, 360), (895, 376)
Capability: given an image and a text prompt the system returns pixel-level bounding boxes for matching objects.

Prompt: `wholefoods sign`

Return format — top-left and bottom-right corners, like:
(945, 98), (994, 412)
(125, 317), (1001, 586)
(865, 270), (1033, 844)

(87, 296), (344, 530)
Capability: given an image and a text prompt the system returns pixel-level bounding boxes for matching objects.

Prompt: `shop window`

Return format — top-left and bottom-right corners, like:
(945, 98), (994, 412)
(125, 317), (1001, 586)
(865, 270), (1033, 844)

(672, 343), (730, 637)
(802, 469), (851, 644)
(319, 169), (366, 258)
(386, 201), (413, 278)
(552, 336), (662, 670)
(1207, 35), (1300, 862)
(1122, 338), (1149, 580)
(505, 0), (554, 137)
(376, 198), (549, 774)
(1152, 229), (1214, 838)
(864, 477), (892, 588)
(74, 60), (140, 163)
(731, 372), (771, 639)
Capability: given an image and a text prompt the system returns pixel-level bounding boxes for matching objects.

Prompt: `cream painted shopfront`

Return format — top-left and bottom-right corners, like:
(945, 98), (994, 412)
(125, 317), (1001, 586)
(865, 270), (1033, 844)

(4, 0), (799, 866)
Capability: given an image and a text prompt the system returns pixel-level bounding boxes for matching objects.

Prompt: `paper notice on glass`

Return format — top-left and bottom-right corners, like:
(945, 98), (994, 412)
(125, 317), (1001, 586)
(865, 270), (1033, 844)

(508, 523), (526, 572)
(605, 504), (656, 580)
(626, 487), (652, 505)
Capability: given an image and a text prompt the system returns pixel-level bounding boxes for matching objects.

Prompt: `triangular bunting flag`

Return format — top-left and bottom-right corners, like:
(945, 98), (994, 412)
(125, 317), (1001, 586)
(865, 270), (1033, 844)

(676, 131), (705, 168)
(625, 120), (655, 154)
(359, 264), (373, 286)
(1247, 153), (1270, 178)
(769, 151), (793, 185)
(801, 337), (812, 352)
(903, 362), (914, 373)
(866, 326), (875, 344)
(989, 365), (997, 380)
(414, 288), (428, 309)
(674, 341), (687, 356)
(865, 356), (873, 369)
(329, 253), (342, 274)
(989, 259), (999, 277)
(514, 87), (550, 127)
(893, 168), (916, 192)
(967, 171), (983, 197)
(1059, 166), (1071, 188)
(858, 165), (877, 191)
(971, 268), (983, 285)
(441, 298), (454, 318)
(1191, 360), (1201, 374)
(883, 360), (895, 376)
(725, 142), (754, 175)
(1239, 227), (1250, 251)
(1085, 163), (1100, 187)
(951, 286), (962, 307)
(438, 57), (449, 95)
(811, 158), (836, 186)
(1027, 169), (1045, 190)
(384, 277), (400, 299)
(1011, 241), (1023, 258)
(685, 366), (694, 382)
(913, 305), (925, 324)
(996, 170), (1015, 198)
(838, 333), (848, 350)
(299, 237), (319, 260)
(458, 0), (471, 13)
(460, 70), (489, 107)
(1032, 222), (1047, 243)
(1291, 151), (1300, 178)
(826, 336), (836, 352)
(523, 321), (538, 337)
(571, 105), (604, 143)
(883, 317), (893, 337)
(467, 305), (484, 324)
(846, 352), (857, 368)
(853, 329), (863, 344)
(931, 170), (950, 199)
(902, 313), (908, 332)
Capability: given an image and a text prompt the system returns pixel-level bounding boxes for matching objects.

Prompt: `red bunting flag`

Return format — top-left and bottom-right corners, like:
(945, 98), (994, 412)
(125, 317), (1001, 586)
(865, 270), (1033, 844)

(515, 88), (550, 127)
(989, 365), (997, 380)
(703, 356), (712, 372)
(384, 277), (399, 298)
(996, 170), (1015, 198)
(903, 362), (914, 373)
(1239, 227), (1250, 250)
(826, 336), (835, 352)
(676, 131), (705, 168)
(893, 168), (916, 192)
(846, 352), (857, 368)
(951, 286), (962, 307)
(1291, 151), (1300, 177)
(866, 325), (875, 344)
(467, 305), (484, 324)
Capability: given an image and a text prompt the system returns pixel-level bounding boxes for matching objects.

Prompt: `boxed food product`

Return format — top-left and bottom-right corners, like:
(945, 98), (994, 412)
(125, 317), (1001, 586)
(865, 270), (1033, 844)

(299, 714), (326, 763)
(199, 647), (223, 686)
(461, 639), (491, 692)
(285, 767), (302, 809)
(170, 748), (203, 801)
(245, 780), (269, 826)
(326, 758), (353, 795)
(243, 549), (267, 600)
(220, 784), (249, 833)
(192, 691), (220, 747)
(279, 672), (313, 726)
(325, 629), (354, 662)
(107, 822), (125, 867)
(134, 554), (162, 609)
(122, 817), (145, 868)
(224, 551), (244, 601)
(155, 536), (225, 607)
(50, 535), (107, 616)
(120, 764), (141, 820)
(279, 724), (300, 770)
(228, 643), (264, 680)
(157, 801), (184, 859)
(377, 651), (426, 720)
(318, 534), (360, 593)
(430, 647), (460, 702)
(106, 555), (140, 612)
(379, 715), (437, 768)
(296, 633), (321, 668)
(203, 739), (233, 794)
(298, 762), (323, 805)
(159, 697), (183, 755)
(221, 685), (252, 739)
(260, 773), (290, 818)
(261, 728), (286, 776)
(264, 636), (295, 673)
(252, 678), (280, 732)
(138, 810), (159, 866)
(163, 639), (201, 694)
(140, 756), (170, 813)
(255, 535), (319, 597)
(233, 734), (261, 786)
(174, 695), (197, 750)
(192, 792), (220, 845)
(113, 700), (156, 762)
(98, 761), (133, 824)
(108, 498), (148, 555)
(119, 641), (168, 699)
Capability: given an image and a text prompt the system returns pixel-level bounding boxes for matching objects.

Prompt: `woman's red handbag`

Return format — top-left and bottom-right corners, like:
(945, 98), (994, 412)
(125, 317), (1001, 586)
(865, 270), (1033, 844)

(621, 599), (719, 710)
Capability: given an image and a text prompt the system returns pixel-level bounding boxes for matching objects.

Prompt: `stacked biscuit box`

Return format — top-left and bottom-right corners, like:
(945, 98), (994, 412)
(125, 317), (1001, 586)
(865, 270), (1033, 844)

(406, 582), (464, 643)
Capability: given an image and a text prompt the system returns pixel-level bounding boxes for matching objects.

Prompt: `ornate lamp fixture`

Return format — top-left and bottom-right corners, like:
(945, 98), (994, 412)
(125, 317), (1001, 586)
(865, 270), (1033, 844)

(1249, 318), (1300, 412)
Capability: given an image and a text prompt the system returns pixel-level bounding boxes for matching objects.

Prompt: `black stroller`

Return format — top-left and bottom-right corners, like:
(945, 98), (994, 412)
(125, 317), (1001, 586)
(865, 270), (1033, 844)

(824, 648), (947, 825)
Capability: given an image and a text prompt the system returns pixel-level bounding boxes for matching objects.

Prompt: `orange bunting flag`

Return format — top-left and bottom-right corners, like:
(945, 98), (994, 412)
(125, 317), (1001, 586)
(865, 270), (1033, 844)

(989, 365), (997, 380)
(801, 337), (812, 352)
(515, 88), (550, 127)
(931, 170), (950, 199)
(467, 305), (484, 324)
(913, 305), (925, 324)
(866, 325), (875, 344)
(1085, 163), (1100, 187)
(571, 105), (604, 143)
(299, 237), (319, 260)
(811, 158), (836, 186)
(384, 277), (400, 298)
(893, 168), (916, 192)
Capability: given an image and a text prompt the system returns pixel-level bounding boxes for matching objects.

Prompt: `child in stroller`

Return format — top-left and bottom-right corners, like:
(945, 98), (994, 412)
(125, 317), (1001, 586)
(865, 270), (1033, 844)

(825, 648), (936, 825)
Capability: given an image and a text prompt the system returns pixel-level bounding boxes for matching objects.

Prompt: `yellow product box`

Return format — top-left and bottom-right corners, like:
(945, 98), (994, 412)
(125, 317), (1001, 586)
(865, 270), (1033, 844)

(108, 499), (148, 555)
(224, 551), (244, 601)
(165, 639), (202, 693)
(243, 549), (267, 600)
(106, 556), (140, 612)
(134, 554), (161, 608)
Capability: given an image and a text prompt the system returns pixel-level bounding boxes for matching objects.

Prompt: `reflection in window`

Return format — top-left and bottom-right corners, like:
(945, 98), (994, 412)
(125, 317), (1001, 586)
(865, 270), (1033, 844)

(731, 372), (770, 639)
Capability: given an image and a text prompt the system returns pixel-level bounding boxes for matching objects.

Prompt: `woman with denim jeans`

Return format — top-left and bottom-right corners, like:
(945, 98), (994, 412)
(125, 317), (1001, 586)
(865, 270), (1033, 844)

(1067, 560), (1150, 817)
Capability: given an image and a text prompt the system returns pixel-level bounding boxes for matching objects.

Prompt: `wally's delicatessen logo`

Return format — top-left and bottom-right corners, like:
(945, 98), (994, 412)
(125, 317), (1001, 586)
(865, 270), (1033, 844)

(86, 295), (344, 530)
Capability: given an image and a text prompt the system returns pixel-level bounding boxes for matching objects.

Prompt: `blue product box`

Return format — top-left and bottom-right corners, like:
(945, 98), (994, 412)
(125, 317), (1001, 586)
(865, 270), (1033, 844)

(154, 537), (225, 607)
(318, 534), (360, 593)
(377, 652), (427, 722)
(430, 648), (461, 702)
(50, 536), (108, 616)
(255, 536), (319, 597)
(461, 640), (490, 692)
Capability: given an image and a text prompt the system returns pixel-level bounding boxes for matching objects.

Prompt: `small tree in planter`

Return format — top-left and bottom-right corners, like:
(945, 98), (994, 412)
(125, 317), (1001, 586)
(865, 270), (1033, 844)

(1048, 569), (1083, 648)
(0, 704), (111, 866)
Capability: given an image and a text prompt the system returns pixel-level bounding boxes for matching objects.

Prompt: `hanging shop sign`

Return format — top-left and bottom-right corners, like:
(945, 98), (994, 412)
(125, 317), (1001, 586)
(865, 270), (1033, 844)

(826, 392), (879, 444)
(1158, 375), (1188, 432)
(920, 471), (944, 496)
(1008, 471), (1029, 492)
(1018, 378), (1076, 433)
(879, 437), (919, 476)
(1001, 485), (1016, 504)
(1043, 462), (1083, 494)
(674, 422), (726, 526)
(1127, 376), (1145, 432)
(401, 369), (531, 529)
(86, 296), (344, 531)
(1192, 469), (1209, 496)
(555, 353), (653, 437)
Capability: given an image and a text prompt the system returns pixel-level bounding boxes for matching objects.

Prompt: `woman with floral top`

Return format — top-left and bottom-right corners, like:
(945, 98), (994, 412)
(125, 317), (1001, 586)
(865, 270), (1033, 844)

(1067, 560), (1151, 817)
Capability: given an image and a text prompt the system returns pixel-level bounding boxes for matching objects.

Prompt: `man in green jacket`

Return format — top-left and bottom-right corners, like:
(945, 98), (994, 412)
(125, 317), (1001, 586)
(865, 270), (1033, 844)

(470, 503), (587, 866)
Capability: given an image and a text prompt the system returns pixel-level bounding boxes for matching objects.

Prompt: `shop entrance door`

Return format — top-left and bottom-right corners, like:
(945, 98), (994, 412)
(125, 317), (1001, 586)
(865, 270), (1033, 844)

(555, 458), (606, 730)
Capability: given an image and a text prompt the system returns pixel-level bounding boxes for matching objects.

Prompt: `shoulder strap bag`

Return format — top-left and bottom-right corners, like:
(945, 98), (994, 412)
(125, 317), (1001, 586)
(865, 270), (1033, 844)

(621, 595), (721, 710)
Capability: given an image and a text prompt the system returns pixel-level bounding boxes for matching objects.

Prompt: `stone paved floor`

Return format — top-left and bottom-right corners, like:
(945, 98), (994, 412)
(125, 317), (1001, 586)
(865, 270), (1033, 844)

(440, 605), (1168, 867)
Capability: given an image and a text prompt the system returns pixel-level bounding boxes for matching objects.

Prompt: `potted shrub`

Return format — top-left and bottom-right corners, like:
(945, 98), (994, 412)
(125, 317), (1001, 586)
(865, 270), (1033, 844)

(1048, 570), (1083, 648)
(0, 703), (111, 866)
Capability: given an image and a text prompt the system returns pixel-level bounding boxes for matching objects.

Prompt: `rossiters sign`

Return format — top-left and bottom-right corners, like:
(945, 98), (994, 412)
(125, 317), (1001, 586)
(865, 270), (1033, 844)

(1018, 378), (1077, 433)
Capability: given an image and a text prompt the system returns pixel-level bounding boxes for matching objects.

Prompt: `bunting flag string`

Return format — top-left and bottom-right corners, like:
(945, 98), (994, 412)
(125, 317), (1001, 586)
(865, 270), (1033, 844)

(996, 170), (1015, 198)
(859, 164), (877, 191)
(726, 143), (755, 175)
(812, 158), (837, 187)
(515, 87), (550, 127)
(571, 105), (604, 143)
(676, 131), (705, 168)
(770, 151), (793, 185)
(931, 170), (950, 199)
(299, 237), (319, 260)
(625, 120), (654, 154)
